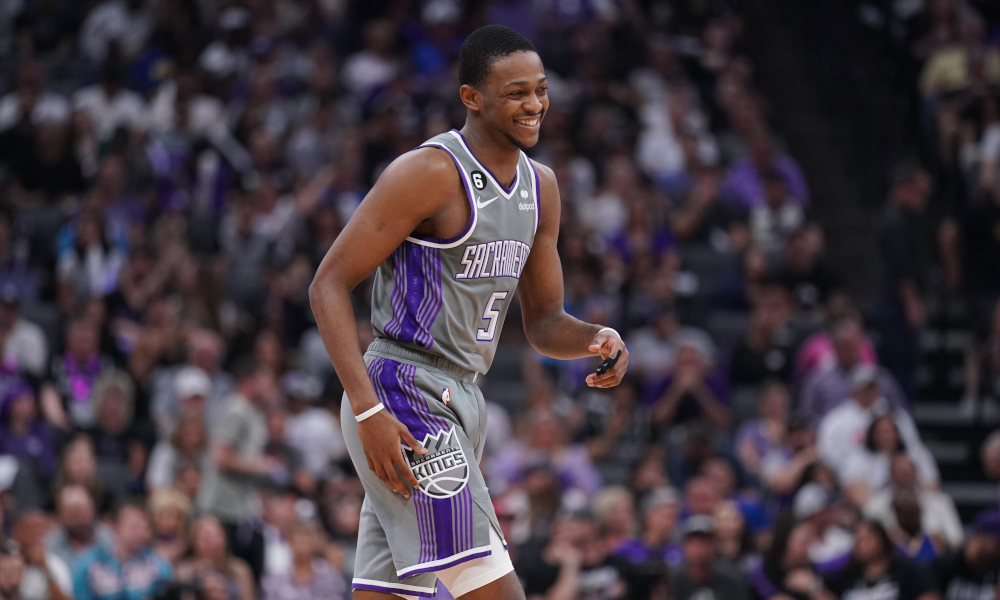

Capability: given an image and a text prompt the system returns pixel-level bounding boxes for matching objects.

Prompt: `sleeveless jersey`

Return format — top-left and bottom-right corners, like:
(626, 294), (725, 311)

(369, 130), (540, 374)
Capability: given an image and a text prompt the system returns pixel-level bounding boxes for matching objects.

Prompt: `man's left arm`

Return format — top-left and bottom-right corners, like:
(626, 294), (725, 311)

(517, 161), (628, 388)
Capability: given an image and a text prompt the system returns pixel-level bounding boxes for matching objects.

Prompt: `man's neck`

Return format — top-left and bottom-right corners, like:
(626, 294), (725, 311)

(687, 561), (712, 584)
(863, 557), (890, 580)
(459, 124), (520, 188)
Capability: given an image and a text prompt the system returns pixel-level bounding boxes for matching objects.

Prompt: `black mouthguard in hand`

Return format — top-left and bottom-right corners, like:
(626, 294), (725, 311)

(595, 350), (623, 376)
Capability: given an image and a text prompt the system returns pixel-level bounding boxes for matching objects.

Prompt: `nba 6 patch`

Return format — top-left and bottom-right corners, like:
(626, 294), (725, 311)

(405, 426), (469, 499)
(441, 387), (451, 405)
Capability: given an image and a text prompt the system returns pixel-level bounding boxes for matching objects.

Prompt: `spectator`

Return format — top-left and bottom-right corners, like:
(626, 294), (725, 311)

(53, 436), (110, 513)
(839, 414), (940, 509)
(515, 509), (628, 600)
(0, 290), (47, 378)
(736, 381), (792, 480)
(614, 487), (684, 568)
(817, 364), (935, 487)
(793, 483), (855, 565)
(41, 317), (118, 431)
(889, 488), (941, 563)
(44, 485), (115, 567)
(729, 286), (798, 388)
(11, 512), (71, 600)
(758, 420), (818, 500)
(721, 133), (809, 209)
(197, 359), (277, 532)
(864, 453), (964, 552)
(152, 365), (212, 440)
(747, 515), (837, 600)
(648, 333), (732, 430)
(581, 377), (656, 487)
(825, 520), (936, 600)
(148, 488), (191, 566)
(713, 499), (756, 568)
(0, 540), (25, 600)
(592, 487), (636, 553)
(871, 161), (933, 400)
(261, 407), (314, 496)
(145, 411), (209, 493)
(671, 516), (750, 600)
(772, 228), (844, 314)
(281, 371), (345, 479)
(85, 370), (151, 498)
(176, 516), (255, 600)
(72, 500), (172, 600)
(748, 171), (806, 254)
(78, 0), (153, 63)
(932, 509), (1000, 600)
(798, 316), (909, 428)
(260, 521), (345, 600)
(0, 381), (57, 479)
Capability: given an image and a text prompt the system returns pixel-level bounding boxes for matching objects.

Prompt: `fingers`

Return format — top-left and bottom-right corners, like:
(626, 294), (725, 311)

(586, 350), (630, 388)
(382, 460), (410, 499)
(393, 450), (420, 489)
(400, 427), (427, 455)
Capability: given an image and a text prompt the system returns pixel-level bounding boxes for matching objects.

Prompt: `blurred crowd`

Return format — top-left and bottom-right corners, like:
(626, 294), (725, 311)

(0, 0), (999, 600)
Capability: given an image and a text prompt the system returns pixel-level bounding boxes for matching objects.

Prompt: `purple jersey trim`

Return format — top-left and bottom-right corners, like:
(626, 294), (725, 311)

(528, 157), (541, 234)
(452, 129), (519, 195)
(397, 546), (494, 579)
(410, 143), (476, 244)
(352, 581), (437, 597)
(381, 243), (442, 349)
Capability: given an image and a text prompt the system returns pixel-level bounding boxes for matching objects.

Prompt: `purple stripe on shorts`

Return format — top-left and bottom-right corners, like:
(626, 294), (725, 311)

(399, 548), (494, 579)
(352, 582), (437, 598)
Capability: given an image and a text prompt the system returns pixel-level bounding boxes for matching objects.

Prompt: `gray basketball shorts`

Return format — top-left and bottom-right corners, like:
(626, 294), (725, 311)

(341, 339), (506, 597)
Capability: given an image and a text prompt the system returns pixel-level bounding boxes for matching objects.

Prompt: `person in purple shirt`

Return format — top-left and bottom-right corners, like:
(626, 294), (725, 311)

(615, 487), (685, 568)
(722, 133), (809, 209)
(645, 331), (732, 430)
(0, 380), (57, 477)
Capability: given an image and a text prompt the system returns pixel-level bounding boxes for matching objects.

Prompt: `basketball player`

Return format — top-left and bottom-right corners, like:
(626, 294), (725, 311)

(309, 25), (629, 599)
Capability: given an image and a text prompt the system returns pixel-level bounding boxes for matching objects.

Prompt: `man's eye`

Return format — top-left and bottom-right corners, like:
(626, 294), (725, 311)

(509, 91), (523, 98)
(538, 87), (548, 94)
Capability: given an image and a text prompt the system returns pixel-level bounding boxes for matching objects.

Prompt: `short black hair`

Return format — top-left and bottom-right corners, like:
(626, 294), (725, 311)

(459, 25), (537, 89)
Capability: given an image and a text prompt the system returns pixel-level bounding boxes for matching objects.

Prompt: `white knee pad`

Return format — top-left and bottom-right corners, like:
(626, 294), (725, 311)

(394, 524), (513, 599)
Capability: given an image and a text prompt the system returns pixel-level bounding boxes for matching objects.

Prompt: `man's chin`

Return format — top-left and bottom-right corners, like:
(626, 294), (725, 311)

(505, 131), (539, 150)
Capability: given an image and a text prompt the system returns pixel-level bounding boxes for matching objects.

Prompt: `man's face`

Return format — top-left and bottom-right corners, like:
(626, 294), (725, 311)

(890, 455), (918, 488)
(682, 535), (716, 571)
(853, 382), (880, 408)
(466, 51), (548, 150)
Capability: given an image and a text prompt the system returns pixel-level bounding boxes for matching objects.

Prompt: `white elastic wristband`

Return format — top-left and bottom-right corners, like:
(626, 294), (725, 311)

(355, 402), (385, 423)
(597, 326), (620, 339)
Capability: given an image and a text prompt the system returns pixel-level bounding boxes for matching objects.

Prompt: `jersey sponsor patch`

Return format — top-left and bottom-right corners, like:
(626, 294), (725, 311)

(405, 426), (469, 498)
(455, 239), (531, 280)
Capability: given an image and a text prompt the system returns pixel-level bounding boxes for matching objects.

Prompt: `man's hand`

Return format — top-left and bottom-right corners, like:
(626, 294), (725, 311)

(585, 330), (629, 388)
(358, 409), (427, 499)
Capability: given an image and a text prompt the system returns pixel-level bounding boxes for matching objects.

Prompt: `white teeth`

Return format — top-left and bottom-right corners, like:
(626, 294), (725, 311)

(515, 118), (538, 126)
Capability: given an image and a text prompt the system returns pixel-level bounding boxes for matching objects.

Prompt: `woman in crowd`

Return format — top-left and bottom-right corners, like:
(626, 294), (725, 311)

(146, 411), (209, 492)
(176, 516), (255, 600)
(825, 520), (936, 600)
(148, 488), (191, 565)
(0, 381), (56, 479)
(840, 414), (939, 509)
(261, 521), (346, 600)
(748, 515), (835, 600)
(52, 435), (108, 513)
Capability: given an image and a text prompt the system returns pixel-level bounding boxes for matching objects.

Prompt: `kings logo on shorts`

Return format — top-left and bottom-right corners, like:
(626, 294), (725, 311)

(405, 426), (469, 499)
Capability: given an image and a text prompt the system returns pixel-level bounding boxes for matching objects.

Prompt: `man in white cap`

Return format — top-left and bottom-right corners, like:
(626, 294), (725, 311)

(816, 364), (932, 482)
(152, 365), (212, 438)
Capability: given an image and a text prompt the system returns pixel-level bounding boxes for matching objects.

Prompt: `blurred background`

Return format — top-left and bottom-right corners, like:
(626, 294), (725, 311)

(2, 0), (1000, 599)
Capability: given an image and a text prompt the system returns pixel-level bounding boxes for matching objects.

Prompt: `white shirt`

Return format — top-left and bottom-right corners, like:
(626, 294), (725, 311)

(342, 51), (398, 98)
(285, 407), (346, 477)
(79, 0), (152, 62)
(809, 526), (854, 564)
(5, 318), (48, 377)
(19, 551), (72, 600)
(263, 523), (291, 576)
(73, 84), (148, 141)
(816, 398), (938, 486)
(0, 92), (70, 130)
(865, 488), (964, 549)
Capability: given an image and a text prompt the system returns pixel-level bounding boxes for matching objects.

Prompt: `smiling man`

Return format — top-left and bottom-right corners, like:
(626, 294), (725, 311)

(309, 25), (629, 600)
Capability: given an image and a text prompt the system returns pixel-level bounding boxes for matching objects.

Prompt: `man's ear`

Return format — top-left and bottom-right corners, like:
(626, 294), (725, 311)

(459, 84), (480, 112)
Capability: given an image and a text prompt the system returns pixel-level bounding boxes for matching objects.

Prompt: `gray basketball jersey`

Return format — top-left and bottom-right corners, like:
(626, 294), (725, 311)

(370, 130), (540, 374)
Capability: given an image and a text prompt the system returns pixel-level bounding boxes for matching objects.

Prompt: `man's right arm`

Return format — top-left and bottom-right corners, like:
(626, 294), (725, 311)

(308, 148), (460, 499)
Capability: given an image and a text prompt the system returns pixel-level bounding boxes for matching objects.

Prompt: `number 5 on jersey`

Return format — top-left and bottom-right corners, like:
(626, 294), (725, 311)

(477, 291), (508, 341)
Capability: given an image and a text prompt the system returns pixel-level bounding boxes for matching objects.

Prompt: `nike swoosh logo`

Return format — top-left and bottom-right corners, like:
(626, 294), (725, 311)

(476, 195), (499, 209)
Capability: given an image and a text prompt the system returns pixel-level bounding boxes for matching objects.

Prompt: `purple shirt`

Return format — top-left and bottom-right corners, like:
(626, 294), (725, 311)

(614, 538), (684, 567)
(0, 421), (56, 474)
(642, 371), (731, 424)
(721, 155), (809, 208)
(798, 364), (909, 428)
